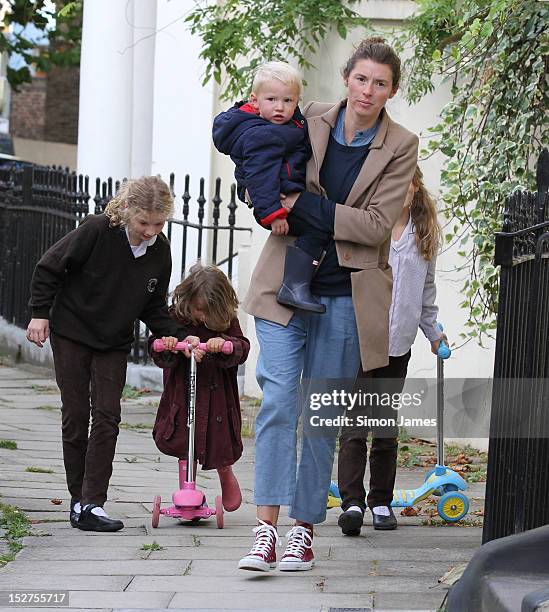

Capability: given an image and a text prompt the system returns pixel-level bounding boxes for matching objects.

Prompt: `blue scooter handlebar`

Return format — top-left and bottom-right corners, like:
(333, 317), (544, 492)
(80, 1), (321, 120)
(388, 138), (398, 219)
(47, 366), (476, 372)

(436, 322), (451, 359)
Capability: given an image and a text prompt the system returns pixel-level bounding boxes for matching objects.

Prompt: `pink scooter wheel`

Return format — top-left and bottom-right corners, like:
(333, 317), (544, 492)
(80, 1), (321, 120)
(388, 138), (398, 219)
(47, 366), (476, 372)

(215, 495), (224, 529)
(152, 495), (161, 528)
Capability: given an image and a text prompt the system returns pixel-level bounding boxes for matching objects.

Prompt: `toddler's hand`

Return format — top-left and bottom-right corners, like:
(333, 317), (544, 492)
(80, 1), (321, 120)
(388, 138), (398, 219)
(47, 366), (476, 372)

(271, 218), (289, 236)
(206, 337), (225, 353)
(161, 336), (178, 352)
(193, 346), (206, 363)
(183, 335), (200, 358)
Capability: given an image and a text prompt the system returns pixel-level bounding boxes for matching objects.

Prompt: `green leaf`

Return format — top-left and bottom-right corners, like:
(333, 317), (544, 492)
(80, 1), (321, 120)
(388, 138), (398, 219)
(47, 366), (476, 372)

(480, 21), (494, 38)
(336, 22), (347, 38)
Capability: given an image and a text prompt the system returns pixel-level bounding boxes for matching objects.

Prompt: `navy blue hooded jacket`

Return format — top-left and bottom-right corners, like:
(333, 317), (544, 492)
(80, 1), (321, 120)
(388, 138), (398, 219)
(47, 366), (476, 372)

(212, 101), (311, 226)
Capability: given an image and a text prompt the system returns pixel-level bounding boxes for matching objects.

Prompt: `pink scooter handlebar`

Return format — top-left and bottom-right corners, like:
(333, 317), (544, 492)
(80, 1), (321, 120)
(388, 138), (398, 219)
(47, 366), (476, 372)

(152, 338), (233, 355)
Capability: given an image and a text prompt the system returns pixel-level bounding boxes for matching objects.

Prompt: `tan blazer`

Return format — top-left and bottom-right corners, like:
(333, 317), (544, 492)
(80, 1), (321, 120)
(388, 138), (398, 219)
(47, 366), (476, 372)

(242, 99), (419, 371)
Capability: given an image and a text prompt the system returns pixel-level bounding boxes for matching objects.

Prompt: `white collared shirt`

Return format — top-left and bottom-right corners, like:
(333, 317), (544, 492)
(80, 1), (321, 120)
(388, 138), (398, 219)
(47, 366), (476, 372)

(125, 227), (157, 258)
(388, 214), (441, 357)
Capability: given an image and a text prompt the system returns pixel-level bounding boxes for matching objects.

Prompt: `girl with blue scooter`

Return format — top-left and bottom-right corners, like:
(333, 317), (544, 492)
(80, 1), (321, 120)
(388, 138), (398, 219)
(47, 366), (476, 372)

(337, 166), (447, 536)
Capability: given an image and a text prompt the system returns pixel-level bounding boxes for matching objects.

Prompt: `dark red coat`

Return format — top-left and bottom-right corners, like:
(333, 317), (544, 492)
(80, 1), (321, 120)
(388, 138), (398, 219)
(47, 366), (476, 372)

(150, 318), (250, 469)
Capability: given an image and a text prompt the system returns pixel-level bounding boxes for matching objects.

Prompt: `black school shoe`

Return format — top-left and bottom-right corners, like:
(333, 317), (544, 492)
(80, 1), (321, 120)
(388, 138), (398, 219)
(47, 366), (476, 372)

(69, 502), (80, 528)
(76, 504), (124, 532)
(372, 507), (397, 530)
(338, 507), (364, 536)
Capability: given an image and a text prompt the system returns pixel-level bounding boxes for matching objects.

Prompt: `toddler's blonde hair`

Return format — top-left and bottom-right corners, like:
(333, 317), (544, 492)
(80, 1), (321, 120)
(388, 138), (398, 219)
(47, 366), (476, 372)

(252, 61), (303, 98)
(104, 176), (173, 227)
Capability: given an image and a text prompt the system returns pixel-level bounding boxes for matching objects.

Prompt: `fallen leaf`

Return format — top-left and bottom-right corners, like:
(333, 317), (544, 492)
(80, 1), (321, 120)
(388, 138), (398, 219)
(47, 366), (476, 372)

(439, 563), (468, 585)
(50, 498), (62, 505)
(457, 453), (471, 465)
(400, 506), (418, 516)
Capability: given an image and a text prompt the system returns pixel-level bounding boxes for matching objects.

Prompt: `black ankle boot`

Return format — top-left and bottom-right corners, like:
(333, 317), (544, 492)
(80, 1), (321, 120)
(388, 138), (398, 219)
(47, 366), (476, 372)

(276, 246), (326, 314)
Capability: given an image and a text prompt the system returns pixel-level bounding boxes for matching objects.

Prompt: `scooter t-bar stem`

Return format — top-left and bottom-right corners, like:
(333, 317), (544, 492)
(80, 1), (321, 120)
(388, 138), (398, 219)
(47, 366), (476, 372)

(435, 323), (450, 466)
(152, 339), (233, 354)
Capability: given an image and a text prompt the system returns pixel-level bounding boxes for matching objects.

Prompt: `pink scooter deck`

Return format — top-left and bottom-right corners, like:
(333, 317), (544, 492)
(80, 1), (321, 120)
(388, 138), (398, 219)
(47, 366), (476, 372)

(160, 505), (215, 521)
(152, 492), (224, 528)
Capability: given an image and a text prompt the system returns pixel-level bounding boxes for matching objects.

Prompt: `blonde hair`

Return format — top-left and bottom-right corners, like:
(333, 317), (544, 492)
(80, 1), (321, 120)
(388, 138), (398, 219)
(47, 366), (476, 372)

(252, 61), (303, 98)
(411, 167), (441, 262)
(172, 263), (239, 332)
(104, 176), (173, 227)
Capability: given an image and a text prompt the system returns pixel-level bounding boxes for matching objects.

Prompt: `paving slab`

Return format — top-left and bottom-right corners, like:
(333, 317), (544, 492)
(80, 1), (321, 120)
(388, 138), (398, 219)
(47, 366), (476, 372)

(168, 592), (375, 609)
(0, 359), (484, 610)
(68, 590), (175, 609)
(0, 574), (132, 590)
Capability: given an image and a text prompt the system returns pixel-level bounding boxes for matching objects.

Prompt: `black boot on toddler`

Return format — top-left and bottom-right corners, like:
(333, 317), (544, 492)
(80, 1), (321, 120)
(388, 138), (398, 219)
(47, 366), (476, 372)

(276, 246), (326, 314)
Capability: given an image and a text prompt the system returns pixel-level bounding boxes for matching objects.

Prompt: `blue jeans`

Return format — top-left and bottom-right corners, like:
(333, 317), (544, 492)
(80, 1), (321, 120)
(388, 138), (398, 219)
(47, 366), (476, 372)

(254, 296), (361, 524)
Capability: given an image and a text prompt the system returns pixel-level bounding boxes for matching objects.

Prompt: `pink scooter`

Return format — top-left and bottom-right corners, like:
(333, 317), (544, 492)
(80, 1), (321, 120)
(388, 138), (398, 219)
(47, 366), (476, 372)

(150, 338), (233, 530)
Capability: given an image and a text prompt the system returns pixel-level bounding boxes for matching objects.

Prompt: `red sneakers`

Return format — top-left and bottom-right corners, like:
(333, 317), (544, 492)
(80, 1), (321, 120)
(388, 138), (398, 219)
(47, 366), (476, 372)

(279, 524), (315, 571)
(238, 519), (279, 572)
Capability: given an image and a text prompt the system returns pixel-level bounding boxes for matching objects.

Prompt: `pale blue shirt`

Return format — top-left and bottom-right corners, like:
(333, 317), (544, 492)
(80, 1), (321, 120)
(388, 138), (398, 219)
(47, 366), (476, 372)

(388, 214), (441, 357)
(333, 107), (380, 147)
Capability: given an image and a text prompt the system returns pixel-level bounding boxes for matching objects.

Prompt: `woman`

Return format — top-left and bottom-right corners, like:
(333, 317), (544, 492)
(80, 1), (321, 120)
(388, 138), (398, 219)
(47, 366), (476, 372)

(239, 37), (418, 572)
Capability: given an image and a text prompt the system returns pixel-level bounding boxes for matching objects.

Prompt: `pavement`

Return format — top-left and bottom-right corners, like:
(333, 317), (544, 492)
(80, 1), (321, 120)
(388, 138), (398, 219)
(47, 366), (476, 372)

(0, 357), (485, 611)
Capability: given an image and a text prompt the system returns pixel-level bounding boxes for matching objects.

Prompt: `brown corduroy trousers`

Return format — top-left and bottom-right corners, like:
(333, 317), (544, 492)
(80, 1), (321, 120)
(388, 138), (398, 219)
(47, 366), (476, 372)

(50, 333), (127, 506)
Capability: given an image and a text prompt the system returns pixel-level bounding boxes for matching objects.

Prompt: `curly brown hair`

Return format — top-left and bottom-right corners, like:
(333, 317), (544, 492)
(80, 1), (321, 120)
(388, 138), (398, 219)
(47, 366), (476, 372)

(172, 263), (239, 332)
(104, 175), (173, 227)
(411, 166), (441, 262)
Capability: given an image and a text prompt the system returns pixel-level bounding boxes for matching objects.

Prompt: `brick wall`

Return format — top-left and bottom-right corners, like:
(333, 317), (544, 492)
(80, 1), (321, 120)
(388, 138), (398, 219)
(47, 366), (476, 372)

(44, 65), (80, 145)
(9, 77), (47, 141)
(9, 66), (80, 145)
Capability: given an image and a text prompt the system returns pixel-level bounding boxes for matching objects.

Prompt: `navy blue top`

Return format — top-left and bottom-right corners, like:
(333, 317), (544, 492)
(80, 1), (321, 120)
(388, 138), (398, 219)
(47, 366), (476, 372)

(292, 135), (370, 295)
(212, 102), (310, 224)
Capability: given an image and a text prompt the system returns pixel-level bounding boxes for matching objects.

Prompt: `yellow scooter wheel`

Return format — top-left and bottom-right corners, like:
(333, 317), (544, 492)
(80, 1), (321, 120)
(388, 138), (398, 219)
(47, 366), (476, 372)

(437, 491), (469, 522)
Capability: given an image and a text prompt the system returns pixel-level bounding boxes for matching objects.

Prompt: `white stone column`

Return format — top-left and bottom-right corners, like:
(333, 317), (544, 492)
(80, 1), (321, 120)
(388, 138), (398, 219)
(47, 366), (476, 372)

(77, 0), (134, 189)
(130, 0), (157, 177)
(150, 0), (215, 288)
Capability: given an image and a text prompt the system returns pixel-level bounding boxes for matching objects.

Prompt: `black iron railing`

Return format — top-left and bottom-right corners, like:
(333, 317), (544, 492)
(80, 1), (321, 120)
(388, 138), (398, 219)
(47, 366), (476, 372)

(0, 164), (252, 364)
(483, 149), (549, 543)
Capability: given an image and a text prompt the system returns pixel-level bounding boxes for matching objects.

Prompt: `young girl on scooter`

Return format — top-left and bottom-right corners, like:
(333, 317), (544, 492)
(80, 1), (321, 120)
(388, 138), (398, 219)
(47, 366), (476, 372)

(337, 166), (448, 535)
(150, 263), (250, 512)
